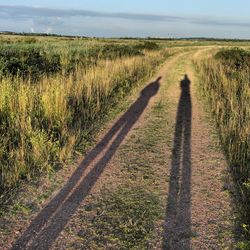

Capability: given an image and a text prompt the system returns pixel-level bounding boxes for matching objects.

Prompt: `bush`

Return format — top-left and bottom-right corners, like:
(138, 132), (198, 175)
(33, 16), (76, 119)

(134, 41), (160, 50)
(215, 47), (250, 69)
(0, 47), (61, 80)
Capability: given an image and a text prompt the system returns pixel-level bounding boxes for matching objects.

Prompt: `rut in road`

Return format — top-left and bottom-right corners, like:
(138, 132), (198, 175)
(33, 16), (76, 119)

(11, 50), (236, 249)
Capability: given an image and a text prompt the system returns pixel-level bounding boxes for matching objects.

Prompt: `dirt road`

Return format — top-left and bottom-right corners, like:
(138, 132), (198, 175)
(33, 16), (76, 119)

(7, 49), (236, 249)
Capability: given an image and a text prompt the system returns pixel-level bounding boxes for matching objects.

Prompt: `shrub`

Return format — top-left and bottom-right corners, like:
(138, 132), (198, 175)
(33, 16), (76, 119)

(134, 41), (160, 50)
(215, 47), (250, 69)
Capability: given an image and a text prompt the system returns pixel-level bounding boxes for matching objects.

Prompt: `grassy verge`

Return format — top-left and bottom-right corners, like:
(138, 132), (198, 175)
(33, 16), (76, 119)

(194, 48), (250, 248)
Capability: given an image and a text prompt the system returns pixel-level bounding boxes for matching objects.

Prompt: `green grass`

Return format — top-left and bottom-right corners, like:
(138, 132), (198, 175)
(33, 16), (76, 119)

(75, 186), (160, 249)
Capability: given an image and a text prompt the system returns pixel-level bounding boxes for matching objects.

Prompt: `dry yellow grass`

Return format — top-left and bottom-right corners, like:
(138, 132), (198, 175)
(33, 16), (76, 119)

(195, 55), (250, 243)
(0, 49), (172, 188)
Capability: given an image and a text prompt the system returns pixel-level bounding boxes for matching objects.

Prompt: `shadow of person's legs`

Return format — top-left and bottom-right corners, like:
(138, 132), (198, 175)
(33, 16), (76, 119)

(163, 75), (192, 250)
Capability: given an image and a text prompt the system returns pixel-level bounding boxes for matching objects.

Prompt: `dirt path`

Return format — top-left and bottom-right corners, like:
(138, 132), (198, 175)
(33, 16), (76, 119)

(162, 51), (235, 249)
(9, 49), (236, 249)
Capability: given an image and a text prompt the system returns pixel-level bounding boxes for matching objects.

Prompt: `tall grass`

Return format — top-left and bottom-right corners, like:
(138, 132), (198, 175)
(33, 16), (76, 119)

(196, 48), (250, 244)
(0, 47), (171, 191)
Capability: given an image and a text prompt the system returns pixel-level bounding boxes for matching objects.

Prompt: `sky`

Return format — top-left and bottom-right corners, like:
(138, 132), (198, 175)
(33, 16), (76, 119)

(0, 0), (250, 38)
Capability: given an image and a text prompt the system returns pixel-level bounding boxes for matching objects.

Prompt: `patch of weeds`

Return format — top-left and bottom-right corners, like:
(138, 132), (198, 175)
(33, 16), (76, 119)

(36, 181), (60, 203)
(236, 241), (250, 250)
(0, 222), (11, 234)
(11, 203), (32, 215)
(75, 185), (161, 249)
(235, 225), (250, 250)
(153, 100), (164, 111)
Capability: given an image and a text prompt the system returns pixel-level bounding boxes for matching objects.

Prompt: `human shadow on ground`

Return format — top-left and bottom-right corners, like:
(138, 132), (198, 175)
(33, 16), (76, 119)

(163, 74), (192, 249)
(12, 77), (161, 250)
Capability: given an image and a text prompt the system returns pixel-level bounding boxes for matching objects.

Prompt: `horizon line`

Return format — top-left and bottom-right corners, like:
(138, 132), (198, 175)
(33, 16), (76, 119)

(1, 31), (250, 41)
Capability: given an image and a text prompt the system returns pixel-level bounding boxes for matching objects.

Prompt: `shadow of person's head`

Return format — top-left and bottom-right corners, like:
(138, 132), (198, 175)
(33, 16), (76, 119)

(180, 74), (191, 92)
(140, 76), (161, 98)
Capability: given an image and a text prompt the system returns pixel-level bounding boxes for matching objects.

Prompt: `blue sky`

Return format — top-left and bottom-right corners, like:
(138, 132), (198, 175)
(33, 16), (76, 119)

(1, 0), (250, 38)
